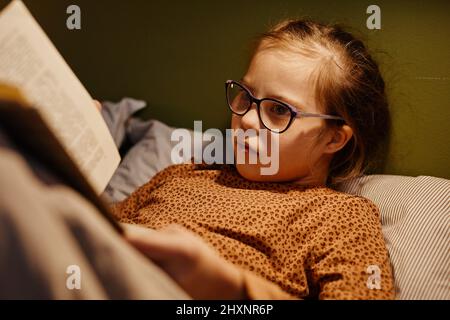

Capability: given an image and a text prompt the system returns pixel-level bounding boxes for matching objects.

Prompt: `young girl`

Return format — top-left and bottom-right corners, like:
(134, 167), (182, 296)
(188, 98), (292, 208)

(113, 19), (395, 300)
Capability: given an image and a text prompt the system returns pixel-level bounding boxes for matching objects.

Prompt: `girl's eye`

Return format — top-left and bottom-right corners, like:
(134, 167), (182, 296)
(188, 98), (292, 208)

(269, 104), (290, 116)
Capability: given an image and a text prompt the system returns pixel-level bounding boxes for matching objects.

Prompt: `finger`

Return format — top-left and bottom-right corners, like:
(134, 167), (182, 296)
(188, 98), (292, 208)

(160, 223), (192, 235)
(122, 223), (157, 238)
(93, 99), (102, 111)
(124, 224), (192, 261)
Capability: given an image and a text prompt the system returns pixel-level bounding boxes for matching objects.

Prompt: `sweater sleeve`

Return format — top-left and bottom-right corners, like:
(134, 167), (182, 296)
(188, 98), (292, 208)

(309, 196), (396, 299)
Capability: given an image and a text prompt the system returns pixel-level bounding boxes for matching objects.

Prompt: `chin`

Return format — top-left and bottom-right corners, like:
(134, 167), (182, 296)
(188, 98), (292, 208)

(235, 163), (279, 182)
(235, 163), (315, 184)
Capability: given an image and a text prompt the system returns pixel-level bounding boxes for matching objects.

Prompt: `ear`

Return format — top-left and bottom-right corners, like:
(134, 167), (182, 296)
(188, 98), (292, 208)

(323, 124), (353, 154)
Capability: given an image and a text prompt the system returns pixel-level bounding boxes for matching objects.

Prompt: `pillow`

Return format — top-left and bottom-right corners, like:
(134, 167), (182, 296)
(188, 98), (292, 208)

(100, 97), (147, 147)
(100, 99), (182, 202)
(101, 99), (226, 203)
(336, 175), (450, 300)
(103, 118), (191, 202)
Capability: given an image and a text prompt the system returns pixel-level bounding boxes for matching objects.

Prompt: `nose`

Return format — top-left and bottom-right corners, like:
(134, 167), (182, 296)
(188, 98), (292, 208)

(240, 103), (261, 131)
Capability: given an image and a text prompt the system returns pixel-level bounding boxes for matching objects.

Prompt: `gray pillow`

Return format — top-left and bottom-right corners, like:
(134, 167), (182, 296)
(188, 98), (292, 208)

(100, 99), (221, 203)
(103, 118), (192, 202)
(100, 97), (147, 147)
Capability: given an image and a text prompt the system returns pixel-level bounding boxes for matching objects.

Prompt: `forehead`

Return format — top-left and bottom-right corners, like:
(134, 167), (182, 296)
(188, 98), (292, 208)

(244, 48), (320, 113)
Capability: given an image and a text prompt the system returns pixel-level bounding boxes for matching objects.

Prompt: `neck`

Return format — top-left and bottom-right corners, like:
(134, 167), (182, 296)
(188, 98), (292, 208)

(293, 157), (331, 188)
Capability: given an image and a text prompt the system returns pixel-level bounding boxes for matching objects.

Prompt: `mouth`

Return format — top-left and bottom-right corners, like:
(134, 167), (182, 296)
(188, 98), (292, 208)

(235, 139), (257, 156)
(243, 142), (250, 153)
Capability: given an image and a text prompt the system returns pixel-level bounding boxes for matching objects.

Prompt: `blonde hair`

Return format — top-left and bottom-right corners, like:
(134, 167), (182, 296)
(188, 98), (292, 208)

(253, 19), (391, 186)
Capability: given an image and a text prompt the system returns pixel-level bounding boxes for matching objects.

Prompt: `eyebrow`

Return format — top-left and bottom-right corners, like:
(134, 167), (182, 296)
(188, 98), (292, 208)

(239, 78), (306, 112)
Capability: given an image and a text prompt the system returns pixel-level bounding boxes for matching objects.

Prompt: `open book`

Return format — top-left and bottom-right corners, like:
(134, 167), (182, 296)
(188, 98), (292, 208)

(0, 84), (123, 234)
(0, 0), (121, 194)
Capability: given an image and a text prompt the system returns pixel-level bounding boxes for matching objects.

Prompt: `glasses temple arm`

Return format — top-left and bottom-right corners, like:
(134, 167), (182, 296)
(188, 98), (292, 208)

(296, 112), (345, 121)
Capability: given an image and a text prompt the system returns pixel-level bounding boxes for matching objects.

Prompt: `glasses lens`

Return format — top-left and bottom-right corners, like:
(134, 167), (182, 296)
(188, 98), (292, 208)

(260, 100), (292, 132)
(227, 82), (251, 115)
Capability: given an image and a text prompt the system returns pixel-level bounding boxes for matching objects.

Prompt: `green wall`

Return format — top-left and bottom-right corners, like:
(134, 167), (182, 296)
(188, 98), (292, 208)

(1, 0), (449, 179)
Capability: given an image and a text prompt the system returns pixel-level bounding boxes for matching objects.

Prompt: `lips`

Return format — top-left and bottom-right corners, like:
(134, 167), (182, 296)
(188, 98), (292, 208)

(243, 141), (250, 153)
(235, 140), (247, 152)
(236, 140), (258, 155)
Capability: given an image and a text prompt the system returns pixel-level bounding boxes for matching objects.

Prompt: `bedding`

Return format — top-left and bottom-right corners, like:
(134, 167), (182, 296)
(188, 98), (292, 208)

(336, 175), (449, 299)
(101, 98), (190, 202)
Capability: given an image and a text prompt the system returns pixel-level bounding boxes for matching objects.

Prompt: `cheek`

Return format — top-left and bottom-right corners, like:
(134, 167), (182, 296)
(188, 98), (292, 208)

(278, 137), (303, 161)
(278, 127), (320, 159)
(231, 114), (240, 129)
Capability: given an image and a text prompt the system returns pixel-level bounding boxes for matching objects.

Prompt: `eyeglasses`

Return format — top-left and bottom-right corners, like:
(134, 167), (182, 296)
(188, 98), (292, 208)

(225, 80), (345, 133)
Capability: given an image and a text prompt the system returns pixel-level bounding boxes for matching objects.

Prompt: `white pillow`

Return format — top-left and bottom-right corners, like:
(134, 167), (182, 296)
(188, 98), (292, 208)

(336, 174), (450, 300)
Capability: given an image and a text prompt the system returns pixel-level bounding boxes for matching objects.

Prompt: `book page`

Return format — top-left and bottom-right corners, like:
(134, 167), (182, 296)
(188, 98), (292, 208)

(0, 0), (120, 193)
(0, 97), (123, 234)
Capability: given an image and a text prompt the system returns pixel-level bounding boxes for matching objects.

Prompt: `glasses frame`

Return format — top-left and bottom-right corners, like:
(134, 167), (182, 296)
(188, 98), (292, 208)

(225, 80), (345, 133)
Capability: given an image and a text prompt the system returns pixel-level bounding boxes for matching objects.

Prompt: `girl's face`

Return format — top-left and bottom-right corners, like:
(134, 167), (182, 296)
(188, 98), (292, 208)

(231, 48), (349, 186)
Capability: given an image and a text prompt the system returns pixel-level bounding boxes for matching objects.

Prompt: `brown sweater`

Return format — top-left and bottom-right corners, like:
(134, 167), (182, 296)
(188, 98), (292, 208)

(112, 163), (395, 299)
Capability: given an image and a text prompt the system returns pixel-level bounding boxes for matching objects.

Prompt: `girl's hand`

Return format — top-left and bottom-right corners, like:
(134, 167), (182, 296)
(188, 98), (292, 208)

(93, 99), (102, 111)
(123, 223), (246, 300)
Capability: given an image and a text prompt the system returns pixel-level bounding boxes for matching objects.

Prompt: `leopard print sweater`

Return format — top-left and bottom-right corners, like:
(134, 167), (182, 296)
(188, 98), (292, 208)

(112, 163), (395, 299)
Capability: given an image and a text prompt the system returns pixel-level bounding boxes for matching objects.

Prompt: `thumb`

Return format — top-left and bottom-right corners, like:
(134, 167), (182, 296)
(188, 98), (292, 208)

(122, 223), (187, 262)
(93, 99), (102, 111)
